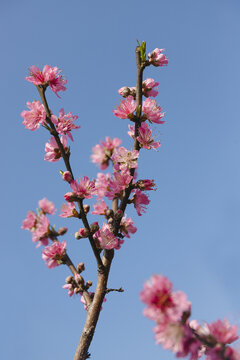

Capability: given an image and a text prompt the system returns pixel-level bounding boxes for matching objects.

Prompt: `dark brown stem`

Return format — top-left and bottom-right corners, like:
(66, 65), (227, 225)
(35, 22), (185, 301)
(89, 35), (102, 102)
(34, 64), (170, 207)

(77, 200), (104, 273)
(36, 86), (104, 270)
(37, 85), (74, 178)
(73, 250), (114, 360)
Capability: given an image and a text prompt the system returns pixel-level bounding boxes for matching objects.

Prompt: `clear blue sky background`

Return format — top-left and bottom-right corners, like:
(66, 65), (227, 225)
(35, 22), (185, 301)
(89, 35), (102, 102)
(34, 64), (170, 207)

(1, 0), (240, 359)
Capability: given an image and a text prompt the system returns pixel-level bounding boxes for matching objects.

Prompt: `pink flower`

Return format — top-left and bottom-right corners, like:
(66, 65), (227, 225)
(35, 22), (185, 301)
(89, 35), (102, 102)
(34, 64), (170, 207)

(94, 173), (111, 199)
(42, 240), (66, 268)
(142, 98), (165, 124)
(22, 211), (37, 230)
(207, 320), (239, 345)
(111, 147), (139, 170)
(154, 322), (186, 353)
(132, 189), (150, 216)
(38, 198), (56, 215)
(143, 78), (159, 98)
(136, 179), (156, 191)
(21, 101), (46, 131)
(32, 214), (50, 247)
(92, 199), (108, 215)
(94, 224), (123, 250)
(59, 202), (77, 218)
(140, 274), (190, 324)
(44, 135), (68, 162)
(120, 216), (137, 238)
(128, 125), (135, 139)
(25, 65), (67, 97)
(137, 122), (161, 149)
(51, 108), (80, 141)
(91, 136), (122, 170)
(113, 96), (136, 119)
(148, 48), (168, 67)
(70, 176), (95, 199)
(106, 168), (133, 200)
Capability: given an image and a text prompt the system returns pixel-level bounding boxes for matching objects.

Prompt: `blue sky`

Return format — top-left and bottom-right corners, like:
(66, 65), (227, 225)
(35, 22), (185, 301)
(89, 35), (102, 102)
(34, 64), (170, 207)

(1, 0), (240, 359)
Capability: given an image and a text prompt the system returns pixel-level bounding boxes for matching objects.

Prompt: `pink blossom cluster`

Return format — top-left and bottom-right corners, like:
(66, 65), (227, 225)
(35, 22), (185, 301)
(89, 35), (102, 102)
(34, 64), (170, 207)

(51, 108), (80, 141)
(64, 176), (95, 202)
(21, 101), (46, 131)
(141, 275), (240, 360)
(91, 136), (122, 170)
(22, 198), (56, 247)
(42, 240), (66, 268)
(45, 135), (68, 162)
(25, 65), (67, 97)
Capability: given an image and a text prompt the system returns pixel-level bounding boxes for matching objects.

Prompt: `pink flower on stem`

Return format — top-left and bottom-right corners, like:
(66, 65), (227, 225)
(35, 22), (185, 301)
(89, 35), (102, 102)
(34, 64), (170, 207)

(207, 320), (239, 345)
(92, 199), (108, 215)
(51, 108), (80, 141)
(94, 173), (111, 199)
(91, 136), (122, 170)
(132, 189), (150, 216)
(111, 147), (139, 170)
(22, 211), (37, 230)
(154, 322), (186, 353)
(137, 122), (161, 150)
(128, 125), (135, 139)
(148, 48), (168, 67)
(21, 101), (46, 131)
(25, 65), (67, 97)
(136, 179), (156, 191)
(143, 78), (159, 98)
(120, 216), (137, 238)
(44, 135), (68, 162)
(32, 214), (50, 247)
(70, 176), (95, 199)
(94, 224), (123, 250)
(140, 274), (190, 324)
(38, 198), (56, 215)
(113, 96), (136, 119)
(59, 202), (77, 218)
(42, 240), (67, 269)
(106, 168), (133, 200)
(142, 98), (165, 124)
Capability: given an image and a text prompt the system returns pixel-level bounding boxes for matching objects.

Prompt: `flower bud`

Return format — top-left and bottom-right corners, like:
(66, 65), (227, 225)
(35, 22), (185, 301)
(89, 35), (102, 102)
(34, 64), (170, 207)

(114, 209), (123, 219)
(90, 222), (99, 234)
(58, 227), (68, 236)
(83, 204), (90, 214)
(86, 280), (93, 289)
(77, 262), (85, 273)
(62, 171), (73, 182)
(75, 231), (81, 240)
(64, 192), (76, 202)
(65, 275), (74, 284)
(79, 228), (90, 238)
(74, 287), (81, 294)
(106, 209), (114, 218)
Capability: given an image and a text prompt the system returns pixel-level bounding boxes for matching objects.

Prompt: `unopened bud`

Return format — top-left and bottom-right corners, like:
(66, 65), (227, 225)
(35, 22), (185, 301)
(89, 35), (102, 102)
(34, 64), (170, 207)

(65, 275), (74, 284)
(86, 280), (93, 289)
(90, 222), (99, 234)
(79, 228), (89, 238)
(58, 227), (68, 236)
(83, 204), (90, 214)
(114, 209), (123, 219)
(74, 287), (81, 294)
(75, 231), (81, 240)
(77, 262), (85, 273)
(62, 171), (73, 183)
(106, 209), (114, 218)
